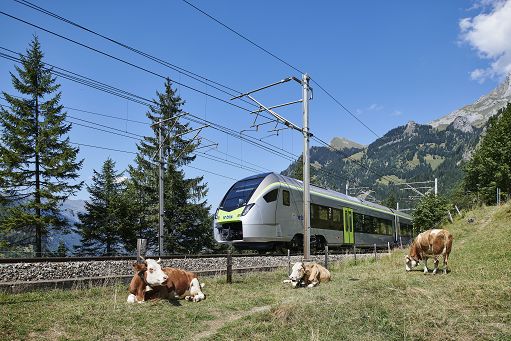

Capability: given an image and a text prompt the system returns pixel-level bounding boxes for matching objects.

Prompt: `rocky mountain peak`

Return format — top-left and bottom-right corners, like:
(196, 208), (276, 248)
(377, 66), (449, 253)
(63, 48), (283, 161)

(429, 74), (511, 129)
(403, 121), (417, 135)
(330, 137), (365, 150)
(449, 116), (474, 133)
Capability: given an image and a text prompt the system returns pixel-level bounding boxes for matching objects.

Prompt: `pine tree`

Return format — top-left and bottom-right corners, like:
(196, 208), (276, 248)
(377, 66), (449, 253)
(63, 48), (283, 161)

(464, 103), (511, 204)
(128, 79), (216, 254)
(74, 158), (127, 255)
(0, 36), (83, 256)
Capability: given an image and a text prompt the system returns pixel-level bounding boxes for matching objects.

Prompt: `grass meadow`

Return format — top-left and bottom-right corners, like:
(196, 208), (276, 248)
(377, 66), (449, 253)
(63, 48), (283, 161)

(1, 204), (510, 340)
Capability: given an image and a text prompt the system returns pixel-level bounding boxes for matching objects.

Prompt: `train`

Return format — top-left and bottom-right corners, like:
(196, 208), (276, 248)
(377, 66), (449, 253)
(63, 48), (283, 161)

(213, 172), (414, 251)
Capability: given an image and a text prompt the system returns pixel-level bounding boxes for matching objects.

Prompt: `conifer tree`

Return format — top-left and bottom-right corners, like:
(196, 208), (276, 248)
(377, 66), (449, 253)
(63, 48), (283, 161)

(0, 36), (83, 256)
(128, 79), (215, 254)
(464, 103), (511, 204)
(74, 158), (127, 255)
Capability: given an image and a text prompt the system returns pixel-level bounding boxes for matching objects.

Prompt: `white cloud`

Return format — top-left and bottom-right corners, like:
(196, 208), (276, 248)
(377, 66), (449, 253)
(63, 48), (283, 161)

(368, 103), (383, 111)
(460, 0), (511, 81)
(390, 110), (402, 117)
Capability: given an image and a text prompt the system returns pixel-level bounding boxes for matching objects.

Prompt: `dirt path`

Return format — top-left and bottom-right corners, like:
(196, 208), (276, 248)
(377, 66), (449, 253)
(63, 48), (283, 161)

(195, 305), (271, 340)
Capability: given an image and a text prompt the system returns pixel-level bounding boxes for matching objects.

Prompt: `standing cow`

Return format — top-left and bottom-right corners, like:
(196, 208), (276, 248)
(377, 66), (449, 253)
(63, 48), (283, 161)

(405, 229), (453, 274)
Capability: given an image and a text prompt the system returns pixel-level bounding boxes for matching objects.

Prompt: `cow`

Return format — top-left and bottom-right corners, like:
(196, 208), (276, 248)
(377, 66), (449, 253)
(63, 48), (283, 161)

(127, 258), (206, 303)
(127, 258), (168, 303)
(405, 228), (453, 274)
(283, 262), (331, 288)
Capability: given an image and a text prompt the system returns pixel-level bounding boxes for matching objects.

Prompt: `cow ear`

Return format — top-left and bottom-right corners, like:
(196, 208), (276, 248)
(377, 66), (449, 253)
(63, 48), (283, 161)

(133, 262), (146, 272)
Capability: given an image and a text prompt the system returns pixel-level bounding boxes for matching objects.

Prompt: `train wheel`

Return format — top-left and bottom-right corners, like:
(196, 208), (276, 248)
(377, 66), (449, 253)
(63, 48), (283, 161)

(290, 234), (303, 251)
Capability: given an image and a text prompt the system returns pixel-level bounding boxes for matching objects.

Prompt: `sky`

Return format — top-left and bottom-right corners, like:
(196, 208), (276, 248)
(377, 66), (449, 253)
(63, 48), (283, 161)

(1, 0), (511, 208)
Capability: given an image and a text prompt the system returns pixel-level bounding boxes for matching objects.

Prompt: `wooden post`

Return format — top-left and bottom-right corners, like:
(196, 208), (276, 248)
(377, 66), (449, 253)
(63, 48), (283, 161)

(353, 244), (356, 265)
(226, 250), (232, 284)
(287, 249), (291, 276)
(136, 239), (147, 263)
(324, 245), (329, 270)
(374, 243), (377, 261)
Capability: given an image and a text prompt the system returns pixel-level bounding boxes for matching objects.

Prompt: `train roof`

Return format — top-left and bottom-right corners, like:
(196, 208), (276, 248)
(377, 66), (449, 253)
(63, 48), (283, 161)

(237, 172), (412, 220)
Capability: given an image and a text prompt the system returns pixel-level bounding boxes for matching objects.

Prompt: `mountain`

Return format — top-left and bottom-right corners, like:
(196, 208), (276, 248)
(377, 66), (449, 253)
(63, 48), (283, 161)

(44, 199), (85, 252)
(430, 75), (511, 129)
(283, 76), (511, 204)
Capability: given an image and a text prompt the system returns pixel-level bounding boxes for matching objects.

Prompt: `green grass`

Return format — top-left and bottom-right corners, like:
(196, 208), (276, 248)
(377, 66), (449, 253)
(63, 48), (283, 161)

(1, 204), (511, 340)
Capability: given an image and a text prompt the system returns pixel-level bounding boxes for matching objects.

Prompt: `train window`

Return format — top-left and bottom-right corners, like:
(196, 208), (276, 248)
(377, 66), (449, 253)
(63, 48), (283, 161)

(283, 190), (290, 206)
(220, 176), (265, 211)
(333, 209), (342, 223)
(319, 206), (328, 221)
(263, 189), (278, 203)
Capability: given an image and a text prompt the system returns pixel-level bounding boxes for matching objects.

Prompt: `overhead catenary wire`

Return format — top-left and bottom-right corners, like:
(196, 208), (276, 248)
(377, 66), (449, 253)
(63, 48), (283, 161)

(12, 0), (255, 101)
(0, 11), (256, 113)
(0, 51), (361, 189)
(179, 0), (381, 138)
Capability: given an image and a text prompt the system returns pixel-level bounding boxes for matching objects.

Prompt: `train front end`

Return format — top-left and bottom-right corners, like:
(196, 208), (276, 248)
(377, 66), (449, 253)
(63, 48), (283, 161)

(213, 173), (277, 249)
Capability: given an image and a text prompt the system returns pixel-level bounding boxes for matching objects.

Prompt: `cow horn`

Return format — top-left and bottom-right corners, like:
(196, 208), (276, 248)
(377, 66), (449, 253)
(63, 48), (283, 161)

(157, 258), (161, 264)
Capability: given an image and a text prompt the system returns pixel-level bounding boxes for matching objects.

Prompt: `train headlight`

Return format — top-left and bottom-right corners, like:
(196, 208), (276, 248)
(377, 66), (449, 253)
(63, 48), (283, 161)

(241, 203), (255, 216)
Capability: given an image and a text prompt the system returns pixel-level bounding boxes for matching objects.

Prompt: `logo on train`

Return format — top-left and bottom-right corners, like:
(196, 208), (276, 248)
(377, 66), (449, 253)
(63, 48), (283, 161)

(223, 215), (233, 220)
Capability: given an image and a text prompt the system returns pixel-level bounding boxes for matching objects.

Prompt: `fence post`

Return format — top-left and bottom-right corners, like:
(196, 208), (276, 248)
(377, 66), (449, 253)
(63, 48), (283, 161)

(136, 239), (147, 263)
(374, 243), (377, 261)
(387, 241), (391, 255)
(353, 244), (356, 265)
(287, 249), (291, 276)
(324, 245), (329, 270)
(455, 205), (461, 216)
(400, 236), (403, 249)
(448, 211), (453, 223)
(226, 250), (232, 284)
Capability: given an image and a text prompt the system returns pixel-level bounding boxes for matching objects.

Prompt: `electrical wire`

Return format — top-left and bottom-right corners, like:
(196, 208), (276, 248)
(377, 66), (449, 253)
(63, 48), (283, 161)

(179, 0), (381, 138)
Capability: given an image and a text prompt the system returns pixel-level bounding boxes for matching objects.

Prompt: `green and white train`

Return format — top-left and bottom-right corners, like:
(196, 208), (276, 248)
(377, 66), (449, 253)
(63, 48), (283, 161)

(213, 173), (414, 251)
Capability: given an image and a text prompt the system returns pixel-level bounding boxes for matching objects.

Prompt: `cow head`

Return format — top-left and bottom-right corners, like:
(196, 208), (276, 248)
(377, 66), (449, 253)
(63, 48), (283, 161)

(133, 258), (168, 286)
(404, 255), (419, 271)
(289, 262), (306, 288)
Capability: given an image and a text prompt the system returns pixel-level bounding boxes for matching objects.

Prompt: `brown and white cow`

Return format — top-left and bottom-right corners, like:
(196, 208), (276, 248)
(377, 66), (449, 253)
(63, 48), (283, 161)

(127, 258), (205, 303)
(284, 262), (331, 288)
(405, 229), (453, 274)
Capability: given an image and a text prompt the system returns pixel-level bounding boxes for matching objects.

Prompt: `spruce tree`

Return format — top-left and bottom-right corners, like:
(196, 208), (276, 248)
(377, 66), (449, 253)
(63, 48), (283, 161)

(74, 158), (127, 255)
(128, 79), (215, 254)
(0, 36), (83, 256)
(464, 103), (511, 204)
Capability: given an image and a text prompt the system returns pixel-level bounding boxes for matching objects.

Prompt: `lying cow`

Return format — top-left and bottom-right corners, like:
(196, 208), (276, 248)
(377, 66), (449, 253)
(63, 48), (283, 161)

(127, 258), (205, 303)
(283, 262), (331, 288)
(405, 228), (453, 274)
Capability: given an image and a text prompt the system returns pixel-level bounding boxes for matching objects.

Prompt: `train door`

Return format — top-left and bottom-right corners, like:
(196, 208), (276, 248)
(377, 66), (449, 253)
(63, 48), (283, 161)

(343, 208), (354, 244)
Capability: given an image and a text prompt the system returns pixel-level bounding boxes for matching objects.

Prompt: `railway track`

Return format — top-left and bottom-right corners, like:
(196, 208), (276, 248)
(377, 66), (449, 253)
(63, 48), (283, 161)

(0, 249), (390, 294)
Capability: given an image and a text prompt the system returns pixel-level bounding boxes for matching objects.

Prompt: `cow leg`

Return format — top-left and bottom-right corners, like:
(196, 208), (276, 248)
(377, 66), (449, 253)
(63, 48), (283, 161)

(307, 267), (320, 288)
(127, 293), (136, 303)
(423, 257), (429, 274)
(188, 278), (205, 302)
(307, 281), (319, 288)
(443, 254), (449, 274)
(433, 257), (439, 275)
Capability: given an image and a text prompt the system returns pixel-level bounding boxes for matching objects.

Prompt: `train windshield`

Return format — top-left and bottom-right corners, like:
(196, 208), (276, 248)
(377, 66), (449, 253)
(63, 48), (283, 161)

(220, 177), (264, 211)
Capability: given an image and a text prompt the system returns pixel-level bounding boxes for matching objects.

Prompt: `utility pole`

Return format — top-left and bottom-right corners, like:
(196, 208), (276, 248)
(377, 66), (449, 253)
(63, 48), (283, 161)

(158, 118), (164, 257)
(232, 74), (312, 260)
(434, 178), (438, 196)
(302, 74), (311, 261)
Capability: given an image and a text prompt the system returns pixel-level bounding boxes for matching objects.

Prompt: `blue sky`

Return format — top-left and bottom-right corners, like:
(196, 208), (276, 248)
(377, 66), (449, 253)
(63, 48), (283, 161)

(1, 0), (510, 207)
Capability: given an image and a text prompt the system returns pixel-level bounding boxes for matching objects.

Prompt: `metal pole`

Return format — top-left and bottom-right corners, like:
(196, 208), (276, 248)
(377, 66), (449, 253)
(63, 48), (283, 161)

(302, 73), (311, 261)
(374, 243), (377, 261)
(434, 178), (438, 196)
(158, 119), (164, 257)
(396, 202), (399, 210)
(353, 244), (356, 265)
(345, 181), (349, 195)
(388, 241), (391, 255)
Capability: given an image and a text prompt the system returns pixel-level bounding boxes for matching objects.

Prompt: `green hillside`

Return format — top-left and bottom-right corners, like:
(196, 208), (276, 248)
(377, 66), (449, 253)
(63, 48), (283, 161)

(283, 121), (482, 201)
(1, 204), (510, 340)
